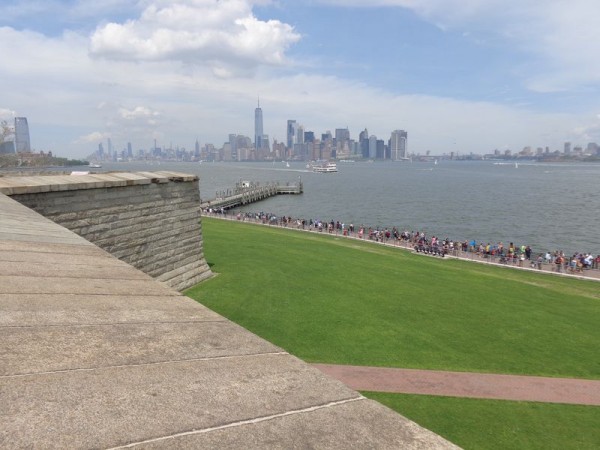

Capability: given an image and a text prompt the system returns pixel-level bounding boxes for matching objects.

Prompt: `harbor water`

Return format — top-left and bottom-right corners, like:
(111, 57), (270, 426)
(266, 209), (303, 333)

(98, 160), (600, 256)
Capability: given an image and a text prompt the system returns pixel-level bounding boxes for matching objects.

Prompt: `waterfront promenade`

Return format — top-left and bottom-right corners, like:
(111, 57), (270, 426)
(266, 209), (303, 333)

(203, 211), (600, 283)
(0, 191), (456, 449)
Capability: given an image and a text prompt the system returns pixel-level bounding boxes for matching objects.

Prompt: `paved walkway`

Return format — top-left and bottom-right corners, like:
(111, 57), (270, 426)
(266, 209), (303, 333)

(313, 364), (600, 406)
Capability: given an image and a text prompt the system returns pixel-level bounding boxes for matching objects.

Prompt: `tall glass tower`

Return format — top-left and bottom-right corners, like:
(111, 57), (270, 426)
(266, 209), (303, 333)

(14, 117), (31, 152)
(254, 99), (263, 150)
(287, 120), (297, 149)
(390, 130), (408, 160)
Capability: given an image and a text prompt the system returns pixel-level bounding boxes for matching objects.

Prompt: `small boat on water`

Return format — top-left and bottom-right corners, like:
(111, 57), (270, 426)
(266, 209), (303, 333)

(88, 162), (102, 168)
(312, 161), (338, 173)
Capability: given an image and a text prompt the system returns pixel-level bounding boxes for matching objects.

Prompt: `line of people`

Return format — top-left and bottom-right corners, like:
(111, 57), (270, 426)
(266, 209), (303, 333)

(204, 208), (600, 272)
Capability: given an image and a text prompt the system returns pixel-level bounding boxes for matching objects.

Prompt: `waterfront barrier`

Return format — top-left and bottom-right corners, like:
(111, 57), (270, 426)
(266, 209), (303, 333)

(201, 180), (302, 210)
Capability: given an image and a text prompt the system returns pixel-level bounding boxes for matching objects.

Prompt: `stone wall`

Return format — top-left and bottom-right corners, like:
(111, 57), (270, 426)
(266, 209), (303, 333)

(7, 172), (212, 291)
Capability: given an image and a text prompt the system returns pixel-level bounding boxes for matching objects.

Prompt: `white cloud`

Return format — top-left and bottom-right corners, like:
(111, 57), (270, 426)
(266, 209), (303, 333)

(89, 0), (300, 74)
(77, 131), (110, 143)
(570, 115), (600, 145)
(0, 109), (16, 121)
(118, 106), (160, 121)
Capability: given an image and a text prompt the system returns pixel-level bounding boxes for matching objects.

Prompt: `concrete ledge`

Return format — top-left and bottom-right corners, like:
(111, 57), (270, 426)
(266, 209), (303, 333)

(4, 171), (212, 291)
(0, 171), (198, 195)
(0, 293), (223, 327)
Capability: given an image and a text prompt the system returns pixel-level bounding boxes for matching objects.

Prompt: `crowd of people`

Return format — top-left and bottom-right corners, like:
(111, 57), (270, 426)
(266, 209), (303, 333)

(203, 207), (600, 274)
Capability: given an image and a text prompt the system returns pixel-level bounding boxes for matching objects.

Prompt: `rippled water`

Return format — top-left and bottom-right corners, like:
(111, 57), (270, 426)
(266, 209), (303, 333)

(100, 160), (600, 255)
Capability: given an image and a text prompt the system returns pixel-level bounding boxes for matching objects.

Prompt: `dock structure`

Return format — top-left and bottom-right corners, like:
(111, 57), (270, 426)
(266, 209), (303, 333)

(201, 180), (303, 210)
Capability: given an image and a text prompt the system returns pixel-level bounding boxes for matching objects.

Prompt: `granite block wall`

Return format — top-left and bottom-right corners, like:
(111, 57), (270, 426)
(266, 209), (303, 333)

(13, 178), (212, 291)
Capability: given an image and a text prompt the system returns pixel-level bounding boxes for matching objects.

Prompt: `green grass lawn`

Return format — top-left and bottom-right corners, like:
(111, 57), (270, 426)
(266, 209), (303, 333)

(186, 218), (599, 379)
(363, 392), (600, 450)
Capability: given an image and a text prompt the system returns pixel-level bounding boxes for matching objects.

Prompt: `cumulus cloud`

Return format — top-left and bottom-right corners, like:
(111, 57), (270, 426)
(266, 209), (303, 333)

(91, 103), (170, 145)
(0, 109), (16, 121)
(76, 131), (110, 143)
(89, 0), (300, 74)
(569, 115), (600, 144)
(118, 106), (161, 123)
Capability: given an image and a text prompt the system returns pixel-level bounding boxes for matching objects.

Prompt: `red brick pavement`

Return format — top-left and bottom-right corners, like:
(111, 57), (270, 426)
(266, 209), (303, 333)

(313, 364), (600, 406)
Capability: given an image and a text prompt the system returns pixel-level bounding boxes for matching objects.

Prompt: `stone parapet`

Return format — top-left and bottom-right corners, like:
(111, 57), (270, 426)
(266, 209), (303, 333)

(1, 171), (212, 291)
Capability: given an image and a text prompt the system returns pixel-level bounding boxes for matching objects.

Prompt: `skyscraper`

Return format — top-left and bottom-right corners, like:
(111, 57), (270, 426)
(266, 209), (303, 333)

(369, 135), (377, 159)
(359, 128), (369, 159)
(14, 117), (31, 152)
(335, 128), (350, 143)
(254, 99), (263, 150)
(390, 130), (408, 160)
(287, 120), (297, 149)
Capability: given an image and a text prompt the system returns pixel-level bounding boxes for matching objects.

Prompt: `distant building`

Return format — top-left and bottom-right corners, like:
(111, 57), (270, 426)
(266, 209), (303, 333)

(286, 120), (297, 149)
(335, 128), (350, 144)
(376, 139), (385, 159)
(297, 125), (305, 145)
(0, 142), (14, 154)
(389, 130), (408, 160)
(261, 134), (270, 151)
(369, 135), (377, 159)
(14, 117), (30, 152)
(586, 142), (598, 154)
(228, 134), (237, 160)
(0, 119), (15, 154)
(359, 128), (369, 159)
(564, 142), (571, 154)
(254, 100), (264, 150)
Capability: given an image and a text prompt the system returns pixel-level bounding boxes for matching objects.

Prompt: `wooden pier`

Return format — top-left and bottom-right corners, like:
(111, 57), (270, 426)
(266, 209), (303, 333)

(201, 180), (303, 210)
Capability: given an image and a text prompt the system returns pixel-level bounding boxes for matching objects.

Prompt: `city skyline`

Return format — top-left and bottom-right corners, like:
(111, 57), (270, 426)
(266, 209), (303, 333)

(2, 1), (600, 159)
(87, 103), (598, 163)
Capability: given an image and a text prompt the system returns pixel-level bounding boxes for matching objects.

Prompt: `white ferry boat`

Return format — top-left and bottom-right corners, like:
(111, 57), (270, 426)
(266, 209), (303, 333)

(88, 162), (102, 168)
(312, 161), (337, 173)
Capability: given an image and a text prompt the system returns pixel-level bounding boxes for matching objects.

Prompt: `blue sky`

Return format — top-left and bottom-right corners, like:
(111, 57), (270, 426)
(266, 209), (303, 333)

(1, 0), (600, 158)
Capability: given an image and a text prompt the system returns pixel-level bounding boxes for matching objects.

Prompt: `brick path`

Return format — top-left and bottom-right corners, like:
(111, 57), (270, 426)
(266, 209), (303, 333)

(313, 364), (600, 406)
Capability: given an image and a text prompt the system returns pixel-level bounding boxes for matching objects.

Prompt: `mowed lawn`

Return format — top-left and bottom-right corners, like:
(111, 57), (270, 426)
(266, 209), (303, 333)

(363, 392), (600, 450)
(186, 218), (600, 379)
